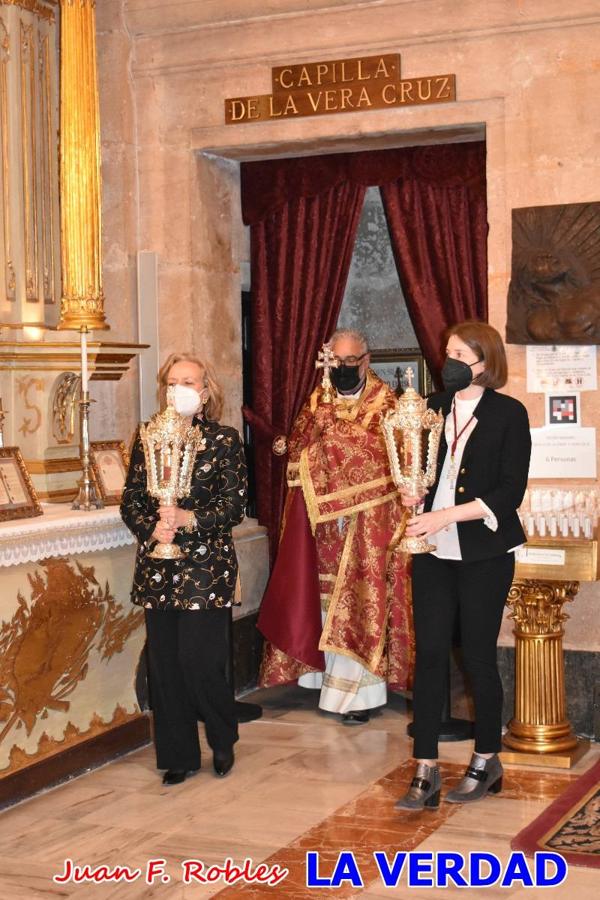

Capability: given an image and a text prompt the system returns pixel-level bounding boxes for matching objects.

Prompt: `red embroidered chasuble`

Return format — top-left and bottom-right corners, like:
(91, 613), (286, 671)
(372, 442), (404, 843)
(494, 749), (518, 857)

(258, 370), (414, 691)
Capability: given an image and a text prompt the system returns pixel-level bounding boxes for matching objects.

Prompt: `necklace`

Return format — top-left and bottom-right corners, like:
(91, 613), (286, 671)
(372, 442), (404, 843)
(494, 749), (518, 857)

(448, 401), (475, 486)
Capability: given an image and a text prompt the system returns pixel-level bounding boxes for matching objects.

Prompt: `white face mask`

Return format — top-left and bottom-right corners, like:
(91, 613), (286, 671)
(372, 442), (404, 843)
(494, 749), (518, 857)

(168, 384), (203, 417)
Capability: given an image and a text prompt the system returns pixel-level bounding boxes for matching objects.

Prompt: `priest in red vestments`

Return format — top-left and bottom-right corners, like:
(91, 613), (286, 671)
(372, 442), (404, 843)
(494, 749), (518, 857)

(258, 329), (414, 724)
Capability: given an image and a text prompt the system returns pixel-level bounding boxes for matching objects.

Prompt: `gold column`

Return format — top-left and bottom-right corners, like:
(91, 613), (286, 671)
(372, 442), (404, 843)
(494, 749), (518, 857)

(57, 0), (107, 331)
(503, 579), (588, 767)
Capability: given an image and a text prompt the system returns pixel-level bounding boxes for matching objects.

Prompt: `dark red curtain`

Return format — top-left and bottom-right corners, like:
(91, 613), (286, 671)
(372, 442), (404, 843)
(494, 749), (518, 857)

(245, 181), (366, 555)
(241, 141), (487, 551)
(380, 144), (488, 383)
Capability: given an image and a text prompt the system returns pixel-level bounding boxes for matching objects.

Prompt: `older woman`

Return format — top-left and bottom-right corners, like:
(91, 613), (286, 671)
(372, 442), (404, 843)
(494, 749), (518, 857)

(396, 321), (531, 810)
(121, 353), (247, 786)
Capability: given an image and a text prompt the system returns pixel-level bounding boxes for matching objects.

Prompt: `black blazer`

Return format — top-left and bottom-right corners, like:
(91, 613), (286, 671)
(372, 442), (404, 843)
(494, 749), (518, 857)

(424, 389), (531, 562)
(120, 418), (247, 610)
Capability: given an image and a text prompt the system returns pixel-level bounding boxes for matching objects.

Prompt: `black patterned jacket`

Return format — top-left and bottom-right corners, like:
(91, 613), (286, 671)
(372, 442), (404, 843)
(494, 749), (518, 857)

(120, 418), (248, 611)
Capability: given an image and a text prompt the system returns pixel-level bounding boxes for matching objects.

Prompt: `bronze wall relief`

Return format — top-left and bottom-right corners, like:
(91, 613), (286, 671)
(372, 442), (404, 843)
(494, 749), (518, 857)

(506, 202), (600, 344)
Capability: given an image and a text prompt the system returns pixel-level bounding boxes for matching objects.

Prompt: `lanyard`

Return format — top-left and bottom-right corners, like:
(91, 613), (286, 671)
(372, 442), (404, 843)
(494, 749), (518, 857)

(451, 402), (475, 459)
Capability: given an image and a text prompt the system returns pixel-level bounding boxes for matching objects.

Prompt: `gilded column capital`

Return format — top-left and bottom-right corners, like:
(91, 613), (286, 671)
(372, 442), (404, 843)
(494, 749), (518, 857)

(504, 577), (580, 757)
(506, 579), (578, 636)
(57, 0), (108, 331)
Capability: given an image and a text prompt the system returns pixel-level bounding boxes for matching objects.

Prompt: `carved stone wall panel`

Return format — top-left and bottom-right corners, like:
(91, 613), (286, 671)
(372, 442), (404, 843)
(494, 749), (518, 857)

(0, 545), (145, 775)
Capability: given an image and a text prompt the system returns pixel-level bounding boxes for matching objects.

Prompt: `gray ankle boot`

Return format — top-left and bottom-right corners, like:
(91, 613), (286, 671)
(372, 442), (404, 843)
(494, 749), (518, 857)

(445, 752), (503, 803)
(394, 762), (441, 811)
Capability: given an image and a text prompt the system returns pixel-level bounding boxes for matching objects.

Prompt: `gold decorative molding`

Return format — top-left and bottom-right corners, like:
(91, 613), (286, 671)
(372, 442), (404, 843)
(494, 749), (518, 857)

(20, 20), (39, 302)
(58, 0), (107, 330)
(36, 487), (78, 501)
(0, 5), (57, 312)
(0, 1), (55, 24)
(0, 336), (150, 380)
(504, 579), (579, 756)
(515, 536), (599, 582)
(0, 18), (16, 301)
(16, 373), (44, 436)
(39, 29), (55, 303)
(25, 455), (81, 474)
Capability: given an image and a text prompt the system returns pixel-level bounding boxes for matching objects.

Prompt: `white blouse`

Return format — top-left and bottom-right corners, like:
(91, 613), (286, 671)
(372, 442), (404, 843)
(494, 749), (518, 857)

(429, 394), (497, 561)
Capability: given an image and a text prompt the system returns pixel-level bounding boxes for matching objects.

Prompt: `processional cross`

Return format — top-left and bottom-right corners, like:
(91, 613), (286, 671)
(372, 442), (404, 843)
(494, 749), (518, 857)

(315, 342), (339, 404)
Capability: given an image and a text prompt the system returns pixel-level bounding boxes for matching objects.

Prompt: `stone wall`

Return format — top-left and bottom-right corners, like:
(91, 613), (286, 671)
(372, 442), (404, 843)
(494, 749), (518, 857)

(96, 0), (600, 656)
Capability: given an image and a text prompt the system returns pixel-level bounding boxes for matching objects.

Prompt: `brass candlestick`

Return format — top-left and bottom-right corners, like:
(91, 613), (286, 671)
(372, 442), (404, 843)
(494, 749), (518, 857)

(72, 388), (104, 510)
(139, 389), (206, 560)
(382, 368), (444, 554)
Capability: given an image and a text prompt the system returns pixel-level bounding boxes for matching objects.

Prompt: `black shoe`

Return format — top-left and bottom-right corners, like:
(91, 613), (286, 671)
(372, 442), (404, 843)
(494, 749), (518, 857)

(162, 768), (198, 786)
(341, 710), (370, 725)
(395, 763), (441, 811)
(213, 750), (235, 777)
(445, 753), (503, 803)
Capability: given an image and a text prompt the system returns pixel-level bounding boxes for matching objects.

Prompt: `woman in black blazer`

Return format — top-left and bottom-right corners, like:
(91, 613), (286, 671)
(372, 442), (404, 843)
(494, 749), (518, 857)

(121, 353), (247, 786)
(395, 321), (531, 810)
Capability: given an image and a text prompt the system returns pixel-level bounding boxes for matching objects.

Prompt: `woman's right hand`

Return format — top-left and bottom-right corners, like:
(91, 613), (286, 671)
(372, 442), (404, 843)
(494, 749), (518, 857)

(151, 521), (176, 544)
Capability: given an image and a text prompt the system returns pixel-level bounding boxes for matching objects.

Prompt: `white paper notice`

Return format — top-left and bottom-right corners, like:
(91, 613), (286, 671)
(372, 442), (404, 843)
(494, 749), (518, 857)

(529, 427), (597, 479)
(515, 547), (566, 566)
(526, 345), (597, 393)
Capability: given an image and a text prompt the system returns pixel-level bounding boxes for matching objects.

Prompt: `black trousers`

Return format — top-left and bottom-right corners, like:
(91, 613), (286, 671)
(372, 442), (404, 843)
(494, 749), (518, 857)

(411, 552), (515, 760)
(144, 607), (238, 771)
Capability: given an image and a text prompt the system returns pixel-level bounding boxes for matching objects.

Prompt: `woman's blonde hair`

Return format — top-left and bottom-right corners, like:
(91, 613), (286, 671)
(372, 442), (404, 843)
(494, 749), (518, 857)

(158, 352), (224, 420)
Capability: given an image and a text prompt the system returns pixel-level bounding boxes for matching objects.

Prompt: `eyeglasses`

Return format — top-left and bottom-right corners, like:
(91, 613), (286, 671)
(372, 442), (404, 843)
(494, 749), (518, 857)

(333, 353), (368, 366)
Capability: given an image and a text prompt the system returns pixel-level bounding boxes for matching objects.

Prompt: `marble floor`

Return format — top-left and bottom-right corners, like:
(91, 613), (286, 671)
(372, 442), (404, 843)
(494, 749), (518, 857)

(0, 686), (598, 900)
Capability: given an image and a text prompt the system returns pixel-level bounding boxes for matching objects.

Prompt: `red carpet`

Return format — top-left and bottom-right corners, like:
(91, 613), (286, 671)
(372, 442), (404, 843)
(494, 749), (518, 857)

(511, 757), (600, 868)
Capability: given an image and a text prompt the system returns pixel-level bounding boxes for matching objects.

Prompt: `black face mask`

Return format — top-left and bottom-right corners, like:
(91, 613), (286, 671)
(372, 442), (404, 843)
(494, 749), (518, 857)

(441, 357), (478, 393)
(331, 364), (362, 393)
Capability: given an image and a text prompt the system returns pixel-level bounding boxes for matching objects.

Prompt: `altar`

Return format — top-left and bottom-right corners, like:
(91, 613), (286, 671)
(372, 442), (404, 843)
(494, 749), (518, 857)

(0, 505), (268, 808)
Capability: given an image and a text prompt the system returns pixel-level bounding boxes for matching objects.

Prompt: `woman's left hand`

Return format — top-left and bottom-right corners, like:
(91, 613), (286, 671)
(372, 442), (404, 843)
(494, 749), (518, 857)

(158, 505), (190, 530)
(406, 509), (451, 538)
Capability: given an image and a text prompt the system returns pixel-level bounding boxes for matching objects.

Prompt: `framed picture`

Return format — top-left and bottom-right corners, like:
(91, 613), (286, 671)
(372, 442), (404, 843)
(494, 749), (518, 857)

(370, 348), (433, 397)
(89, 441), (129, 505)
(545, 392), (580, 427)
(0, 447), (43, 521)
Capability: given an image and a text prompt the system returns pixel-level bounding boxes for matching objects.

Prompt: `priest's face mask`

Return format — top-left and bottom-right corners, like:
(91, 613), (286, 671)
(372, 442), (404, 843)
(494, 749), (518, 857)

(330, 335), (370, 393)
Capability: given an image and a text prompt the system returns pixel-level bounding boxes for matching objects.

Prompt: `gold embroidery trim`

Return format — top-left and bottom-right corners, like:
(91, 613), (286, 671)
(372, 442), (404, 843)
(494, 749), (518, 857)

(299, 446), (320, 534)
(316, 490), (400, 524)
(323, 672), (384, 692)
(386, 509), (409, 566)
(319, 513), (358, 651)
(322, 674), (362, 692)
(318, 507), (390, 674)
(318, 474), (394, 504)
(361, 377), (390, 429)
